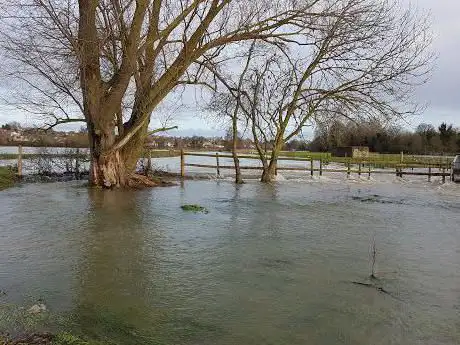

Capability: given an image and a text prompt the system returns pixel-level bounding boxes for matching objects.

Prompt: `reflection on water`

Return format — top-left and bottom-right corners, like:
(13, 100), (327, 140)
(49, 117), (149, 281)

(0, 180), (459, 344)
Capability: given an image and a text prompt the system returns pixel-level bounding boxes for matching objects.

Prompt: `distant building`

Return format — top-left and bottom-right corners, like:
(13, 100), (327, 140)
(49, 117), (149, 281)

(10, 131), (26, 142)
(145, 140), (158, 148)
(332, 146), (369, 159)
(202, 141), (214, 149)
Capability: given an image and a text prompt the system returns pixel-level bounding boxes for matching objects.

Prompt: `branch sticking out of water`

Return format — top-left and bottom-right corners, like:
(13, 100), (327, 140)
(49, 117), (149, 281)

(350, 280), (403, 302)
(351, 281), (389, 294)
(370, 234), (377, 279)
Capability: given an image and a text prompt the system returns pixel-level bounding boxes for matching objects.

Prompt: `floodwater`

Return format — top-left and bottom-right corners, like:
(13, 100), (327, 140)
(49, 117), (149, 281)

(0, 178), (459, 344)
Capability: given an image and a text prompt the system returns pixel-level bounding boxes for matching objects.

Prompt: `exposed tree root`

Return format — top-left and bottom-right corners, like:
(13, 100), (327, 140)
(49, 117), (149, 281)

(127, 174), (177, 189)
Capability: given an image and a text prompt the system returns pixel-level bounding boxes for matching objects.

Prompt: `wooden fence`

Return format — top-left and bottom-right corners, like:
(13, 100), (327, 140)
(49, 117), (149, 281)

(180, 151), (454, 183)
(9, 146), (455, 183)
(13, 145), (85, 177)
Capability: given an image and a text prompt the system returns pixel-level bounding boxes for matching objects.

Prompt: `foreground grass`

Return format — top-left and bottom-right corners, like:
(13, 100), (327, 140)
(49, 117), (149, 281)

(51, 333), (107, 345)
(0, 332), (107, 345)
(0, 167), (16, 190)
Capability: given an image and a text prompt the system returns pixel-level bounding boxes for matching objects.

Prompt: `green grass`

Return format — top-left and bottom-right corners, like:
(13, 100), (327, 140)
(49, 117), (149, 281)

(51, 332), (108, 345)
(280, 151), (332, 160)
(143, 150), (181, 158)
(280, 151), (453, 167)
(0, 166), (16, 190)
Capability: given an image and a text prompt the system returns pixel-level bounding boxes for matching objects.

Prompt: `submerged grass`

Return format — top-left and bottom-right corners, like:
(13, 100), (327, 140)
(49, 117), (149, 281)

(0, 332), (108, 345)
(180, 204), (209, 213)
(0, 167), (16, 191)
(0, 300), (222, 345)
(51, 332), (107, 345)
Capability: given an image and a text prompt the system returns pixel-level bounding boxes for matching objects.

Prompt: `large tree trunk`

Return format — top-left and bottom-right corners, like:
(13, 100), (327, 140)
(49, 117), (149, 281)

(261, 159), (277, 183)
(87, 117), (149, 188)
(260, 134), (284, 183)
(90, 149), (127, 188)
(87, 124), (127, 188)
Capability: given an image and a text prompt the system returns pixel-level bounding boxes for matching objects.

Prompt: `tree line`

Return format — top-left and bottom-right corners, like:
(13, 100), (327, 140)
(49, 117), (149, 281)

(306, 120), (460, 155)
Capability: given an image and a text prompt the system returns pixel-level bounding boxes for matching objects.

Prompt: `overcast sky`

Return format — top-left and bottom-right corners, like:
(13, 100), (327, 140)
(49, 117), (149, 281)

(0, 0), (458, 138)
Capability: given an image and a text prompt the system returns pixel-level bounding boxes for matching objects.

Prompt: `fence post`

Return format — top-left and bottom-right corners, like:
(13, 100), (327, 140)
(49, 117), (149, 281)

(347, 160), (351, 178)
(310, 158), (314, 177)
(17, 145), (23, 178)
(180, 149), (185, 178)
(368, 164), (371, 180)
(442, 165), (446, 184)
(319, 159), (323, 176)
(75, 148), (80, 179)
(428, 166), (431, 182)
(400, 151), (404, 163)
(216, 152), (220, 177)
(146, 149), (152, 176)
(358, 162), (362, 177)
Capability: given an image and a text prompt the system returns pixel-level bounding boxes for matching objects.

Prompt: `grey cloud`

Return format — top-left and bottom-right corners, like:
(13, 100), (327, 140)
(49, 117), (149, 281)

(410, 0), (460, 121)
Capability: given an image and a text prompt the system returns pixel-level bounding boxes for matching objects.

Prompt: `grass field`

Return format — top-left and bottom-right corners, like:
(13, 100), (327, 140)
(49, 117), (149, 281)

(279, 151), (454, 167)
(280, 151), (332, 160)
(143, 149), (181, 158)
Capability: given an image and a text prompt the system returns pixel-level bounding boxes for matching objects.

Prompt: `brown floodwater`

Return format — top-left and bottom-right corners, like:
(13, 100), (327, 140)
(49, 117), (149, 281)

(0, 179), (459, 344)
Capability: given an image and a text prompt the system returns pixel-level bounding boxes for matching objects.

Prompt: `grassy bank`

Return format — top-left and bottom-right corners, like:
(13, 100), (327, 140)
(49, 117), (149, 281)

(143, 149), (181, 158)
(279, 151), (453, 166)
(0, 167), (16, 190)
(280, 151), (332, 160)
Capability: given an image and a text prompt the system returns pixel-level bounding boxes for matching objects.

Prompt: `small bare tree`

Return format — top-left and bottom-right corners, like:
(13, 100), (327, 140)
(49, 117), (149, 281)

(205, 41), (258, 184)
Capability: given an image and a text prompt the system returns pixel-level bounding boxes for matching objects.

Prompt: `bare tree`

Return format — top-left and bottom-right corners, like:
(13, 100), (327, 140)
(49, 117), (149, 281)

(0, 0), (320, 187)
(208, 93), (245, 183)
(207, 0), (432, 182)
(206, 41), (258, 184)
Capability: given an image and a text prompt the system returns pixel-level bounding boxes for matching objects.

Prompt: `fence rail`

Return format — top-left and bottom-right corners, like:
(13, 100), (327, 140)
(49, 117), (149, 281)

(181, 151), (454, 183)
